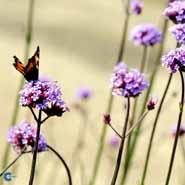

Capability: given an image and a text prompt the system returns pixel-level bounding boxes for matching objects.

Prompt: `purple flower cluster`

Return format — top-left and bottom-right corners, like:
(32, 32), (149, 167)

(19, 80), (69, 117)
(163, 1), (185, 24)
(7, 121), (47, 153)
(110, 63), (149, 97)
(75, 86), (92, 100)
(171, 124), (185, 137)
(130, 0), (143, 15)
(170, 24), (185, 44)
(161, 48), (185, 73)
(131, 24), (162, 46)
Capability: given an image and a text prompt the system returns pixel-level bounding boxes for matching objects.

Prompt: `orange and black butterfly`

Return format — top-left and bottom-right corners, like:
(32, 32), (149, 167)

(13, 46), (40, 81)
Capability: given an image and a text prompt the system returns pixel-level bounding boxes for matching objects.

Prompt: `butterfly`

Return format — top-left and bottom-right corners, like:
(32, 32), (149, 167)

(13, 46), (40, 81)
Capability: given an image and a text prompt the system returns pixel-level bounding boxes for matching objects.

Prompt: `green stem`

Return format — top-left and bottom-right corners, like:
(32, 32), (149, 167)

(165, 71), (185, 185)
(88, 0), (131, 184)
(119, 12), (169, 185)
(28, 110), (42, 185)
(1, 0), (36, 179)
(140, 73), (173, 185)
(110, 98), (130, 185)
(120, 46), (148, 185)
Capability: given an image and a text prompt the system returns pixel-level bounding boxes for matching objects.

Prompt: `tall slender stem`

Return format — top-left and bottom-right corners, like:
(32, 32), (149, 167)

(0, 153), (23, 177)
(110, 97), (130, 185)
(47, 145), (72, 185)
(88, 1), (131, 184)
(140, 73), (173, 185)
(120, 46), (148, 185)
(28, 110), (42, 185)
(165, 71), (185, 185)
(120, 10), (169, 185)
(1, 0), (36, 178)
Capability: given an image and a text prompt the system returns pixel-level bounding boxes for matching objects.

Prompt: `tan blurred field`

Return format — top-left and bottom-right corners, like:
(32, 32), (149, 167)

(0, 0), (185, 185)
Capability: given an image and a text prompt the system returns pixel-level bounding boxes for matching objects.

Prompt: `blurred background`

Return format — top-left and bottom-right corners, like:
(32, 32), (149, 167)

(0, 0), (184, 185)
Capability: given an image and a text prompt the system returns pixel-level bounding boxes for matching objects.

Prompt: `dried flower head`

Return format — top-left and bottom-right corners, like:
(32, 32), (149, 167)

(7, 121), (47, 153)
(161, 47), (185, 73)
(131, 24), (162, 46)
(171, 124), (185, 137)
(170, 24), (185, 45)
(147, 96), (158, 110)
(19, 80), (69, 117)
(130, 0), (143, 15)
(163, 1), (185, 24)
(110, 62), (149, 97)
(103, 114), (111, 124)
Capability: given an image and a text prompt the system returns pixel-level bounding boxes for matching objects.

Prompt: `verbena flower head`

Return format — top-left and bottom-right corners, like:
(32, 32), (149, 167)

(19, 80), (69, 117)
(75, 86), (92, 100)
(131, 24), (162, 46)
(161, 48), (185, 73)
(110, 62), (149, 97)
(171, 124), (185, 137)
(170, 24), (185, 44)
(7, 121), (47, 153)
(130, 0), (143, 15)
(163, 1), (185, 24)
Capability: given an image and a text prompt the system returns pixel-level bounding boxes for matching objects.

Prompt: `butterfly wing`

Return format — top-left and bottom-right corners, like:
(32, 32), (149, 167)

(13, 56), (25, 75)
(24, 46), (40, 81)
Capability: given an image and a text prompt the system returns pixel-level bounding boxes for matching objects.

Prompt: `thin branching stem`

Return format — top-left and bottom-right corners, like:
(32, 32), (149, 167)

(88, 1), (131, 184)
(29, 107), (38, 122)
(28, 110), (42, 185)
(108, 123), (122, 139)
(110, 97), (130, 185)
(165, 71), (185, 185)
(120, 8), (169, 184)
(125, 111), (149, 138)
(140, 73), (173, 185)
(47, 144), (72, 185)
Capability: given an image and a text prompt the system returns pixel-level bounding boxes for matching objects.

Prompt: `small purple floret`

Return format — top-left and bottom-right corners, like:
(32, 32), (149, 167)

(110, 63), (149, 98)
(130, 0), (143, 15)
(131, 24), (162, 46)
(170, 24), (185, 45)
(7, 121), (48, 153)
(163, 1), (185, 24)
(161, 48), (185, 73)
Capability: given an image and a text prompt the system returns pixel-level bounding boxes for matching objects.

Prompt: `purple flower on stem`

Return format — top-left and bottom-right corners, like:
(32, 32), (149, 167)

(19, 80), (69, 116)
(7, 121), (47, 153)
(170, 24), (185, 45)
(161, 48), (185, 73)
(130, 0), (143, 15)
(110, 62), (149, 97)
(75, 86), (92, 100)
(131, 24), (162, 46)
(163, 1), (185, 24)
(171, 124), (185, 137)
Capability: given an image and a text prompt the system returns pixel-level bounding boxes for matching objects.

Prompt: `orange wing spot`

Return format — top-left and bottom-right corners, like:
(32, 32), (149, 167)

(13, 56), (25, 74)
